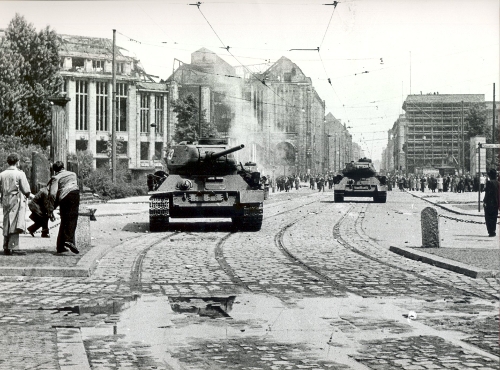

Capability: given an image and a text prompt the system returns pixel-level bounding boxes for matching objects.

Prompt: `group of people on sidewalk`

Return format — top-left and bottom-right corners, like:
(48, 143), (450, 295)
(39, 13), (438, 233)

(0, 153), (80, 256)
(389, 173), (488, 193)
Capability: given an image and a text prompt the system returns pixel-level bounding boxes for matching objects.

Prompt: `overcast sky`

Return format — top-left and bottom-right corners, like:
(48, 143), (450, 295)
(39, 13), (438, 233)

(1, 0), (498, 160)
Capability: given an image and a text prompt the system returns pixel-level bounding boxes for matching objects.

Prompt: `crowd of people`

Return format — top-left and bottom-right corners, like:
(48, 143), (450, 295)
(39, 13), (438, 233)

(268, 173), (340, 192)
(386, 172), (491, 193)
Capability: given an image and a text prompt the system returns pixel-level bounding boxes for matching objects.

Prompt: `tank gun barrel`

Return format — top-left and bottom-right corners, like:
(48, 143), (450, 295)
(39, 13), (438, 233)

(204, 144), (244, 160)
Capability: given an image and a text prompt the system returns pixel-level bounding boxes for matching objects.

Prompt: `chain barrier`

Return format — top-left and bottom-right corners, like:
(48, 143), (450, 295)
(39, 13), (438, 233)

(438, 213), (487, 224)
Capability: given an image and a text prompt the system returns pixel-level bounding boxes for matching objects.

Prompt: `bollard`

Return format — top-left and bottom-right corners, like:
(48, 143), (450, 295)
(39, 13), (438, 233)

(75, 206), (96, 249)
(421, 207), (440, 248)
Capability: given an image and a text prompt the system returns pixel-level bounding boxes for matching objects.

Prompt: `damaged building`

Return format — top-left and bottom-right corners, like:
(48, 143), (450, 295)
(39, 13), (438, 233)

(57, 34), (170, 175)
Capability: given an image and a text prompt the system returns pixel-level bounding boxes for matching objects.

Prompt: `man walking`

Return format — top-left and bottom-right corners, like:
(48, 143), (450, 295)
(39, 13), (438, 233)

(483, 168), (499, 237)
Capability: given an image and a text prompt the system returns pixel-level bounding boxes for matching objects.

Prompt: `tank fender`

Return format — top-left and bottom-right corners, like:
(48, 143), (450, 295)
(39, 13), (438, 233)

(239, 190), (265, 203)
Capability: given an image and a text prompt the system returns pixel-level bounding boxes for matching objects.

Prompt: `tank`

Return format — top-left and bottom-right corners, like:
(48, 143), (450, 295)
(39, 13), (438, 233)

(334, 158), (387, 203)
(148, 138), (265, 231)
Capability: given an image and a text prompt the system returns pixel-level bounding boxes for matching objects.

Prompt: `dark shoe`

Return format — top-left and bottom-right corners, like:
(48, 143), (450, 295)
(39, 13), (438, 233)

(56, 247), (70, 254)
(488, 233), (496, 237)
(64, 242), (79, 254)
(41, 234), (50, 238)
(3, 249), (12, 256)
(28, 231), (35, 237)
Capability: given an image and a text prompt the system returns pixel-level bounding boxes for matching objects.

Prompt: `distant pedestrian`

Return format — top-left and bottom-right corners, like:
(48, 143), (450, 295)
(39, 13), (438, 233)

(47, 161), (80, 254)
(0, 153), (34, 255)
(482, 169), (499, 237)
(420, 177), (426, 192)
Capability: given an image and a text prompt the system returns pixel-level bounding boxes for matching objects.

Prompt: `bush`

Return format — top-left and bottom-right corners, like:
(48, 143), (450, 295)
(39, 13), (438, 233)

(0, 135), (49, 180)
(83, 166), (148, 200)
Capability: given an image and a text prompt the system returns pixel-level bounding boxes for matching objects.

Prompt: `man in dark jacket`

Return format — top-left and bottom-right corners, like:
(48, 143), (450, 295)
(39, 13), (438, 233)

(47, 161), (80, 254)
(483, 168), (499, 237)
(27, 183), (53, 238)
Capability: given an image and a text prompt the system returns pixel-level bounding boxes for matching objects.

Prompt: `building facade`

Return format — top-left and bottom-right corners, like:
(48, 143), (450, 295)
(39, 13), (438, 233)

(57, 34), (169, 174)
(402, 94), (485, 174)
(325, 113), (353, 173)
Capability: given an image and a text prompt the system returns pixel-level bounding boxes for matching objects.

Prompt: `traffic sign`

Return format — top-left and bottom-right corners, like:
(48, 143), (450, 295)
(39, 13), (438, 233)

(478, 143), (500, 149)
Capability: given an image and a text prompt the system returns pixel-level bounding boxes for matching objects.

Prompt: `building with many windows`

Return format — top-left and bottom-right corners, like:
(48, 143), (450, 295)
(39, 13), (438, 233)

(402, 93), (485, 174)
(57, 34), (169, 174)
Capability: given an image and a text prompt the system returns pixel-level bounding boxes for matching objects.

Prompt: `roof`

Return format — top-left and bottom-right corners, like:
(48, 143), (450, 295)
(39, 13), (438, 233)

(403, 94), (485, 110)
(58, 34), (136, 62)
(136, 82), (168, 92)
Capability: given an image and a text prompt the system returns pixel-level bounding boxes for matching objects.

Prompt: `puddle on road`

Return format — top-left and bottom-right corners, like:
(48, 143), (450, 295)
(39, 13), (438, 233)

(80, 293), (439, 369)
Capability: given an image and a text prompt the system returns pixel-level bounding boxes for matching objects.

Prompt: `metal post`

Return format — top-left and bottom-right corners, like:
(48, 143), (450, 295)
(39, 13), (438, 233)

(199, 85), (202, 139)
(111, 29), (117, 183)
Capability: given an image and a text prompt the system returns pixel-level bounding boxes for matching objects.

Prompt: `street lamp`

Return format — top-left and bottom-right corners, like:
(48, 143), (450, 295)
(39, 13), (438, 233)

(151, 123), (156, 167)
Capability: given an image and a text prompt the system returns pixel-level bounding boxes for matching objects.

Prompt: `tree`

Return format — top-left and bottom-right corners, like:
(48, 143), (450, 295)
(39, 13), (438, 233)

(464, 103), (493, 171)
(172, 93), (218, 143)
(0, 14), (62, 147)
(465, 103), (489, 139)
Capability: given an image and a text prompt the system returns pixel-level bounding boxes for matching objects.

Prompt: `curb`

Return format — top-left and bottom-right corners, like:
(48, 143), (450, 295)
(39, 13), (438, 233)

(389, 245), (498, 279)
(0, 240), (115, 278)
(405, 190), (483, 217)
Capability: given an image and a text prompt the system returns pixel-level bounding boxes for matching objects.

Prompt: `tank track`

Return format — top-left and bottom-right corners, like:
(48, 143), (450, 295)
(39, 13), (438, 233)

(149, 196), (170, 232)
(232, 203), (263, 231)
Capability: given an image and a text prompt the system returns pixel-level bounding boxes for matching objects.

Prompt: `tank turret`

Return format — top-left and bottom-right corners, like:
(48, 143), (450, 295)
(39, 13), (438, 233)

(166, 143), (245, 176)
(342, 157), (377, 179)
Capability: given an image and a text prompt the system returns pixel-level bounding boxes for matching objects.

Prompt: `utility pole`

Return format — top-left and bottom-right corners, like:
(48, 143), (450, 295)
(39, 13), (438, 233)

(199, 85), (202, 139)
(461, 101), (464, 175)
(111, 29), (117, 183)
(493, 83), (496, 144)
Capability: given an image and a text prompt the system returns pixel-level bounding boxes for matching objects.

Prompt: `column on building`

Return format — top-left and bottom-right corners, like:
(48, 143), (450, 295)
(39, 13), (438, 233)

(88, 80), (97, 160)
(128, 83), (137, 169)
(66, 79), (76, 154)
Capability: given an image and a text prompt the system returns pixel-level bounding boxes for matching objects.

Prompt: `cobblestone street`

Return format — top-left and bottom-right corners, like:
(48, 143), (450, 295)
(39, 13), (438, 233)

(0, 190), (498, 369)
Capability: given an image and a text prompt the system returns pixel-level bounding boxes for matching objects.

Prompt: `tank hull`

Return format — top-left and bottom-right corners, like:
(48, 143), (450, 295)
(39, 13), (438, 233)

(149, 174), (264, 231)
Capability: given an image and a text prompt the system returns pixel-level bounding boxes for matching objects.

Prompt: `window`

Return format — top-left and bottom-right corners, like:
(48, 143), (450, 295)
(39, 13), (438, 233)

(116, 83), (127, 132)
(76, 140), (88, 151)
(92, 60), (104, 71)
(75, 80), (88, 131)
(141, 142), (149, 160)
(154, 95), (164, 134)
(140, 93), (150, 133)
(96, 140), (108, 154)
(72, 57), (84, 71)
(96, 82), (108, 131)
(155, 142), (163, 160)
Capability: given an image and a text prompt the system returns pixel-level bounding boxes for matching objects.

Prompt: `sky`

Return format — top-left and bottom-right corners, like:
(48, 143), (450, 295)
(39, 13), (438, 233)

(0, 0), (498, 160)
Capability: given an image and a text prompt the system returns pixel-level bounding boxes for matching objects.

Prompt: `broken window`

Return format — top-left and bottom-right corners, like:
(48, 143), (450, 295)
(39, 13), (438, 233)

(72, 57), (85, 71)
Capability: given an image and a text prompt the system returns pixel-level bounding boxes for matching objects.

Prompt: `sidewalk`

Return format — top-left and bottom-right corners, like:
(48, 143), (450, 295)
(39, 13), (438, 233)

(0, 196), (150, 277)
(389, 189), (499, 278)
